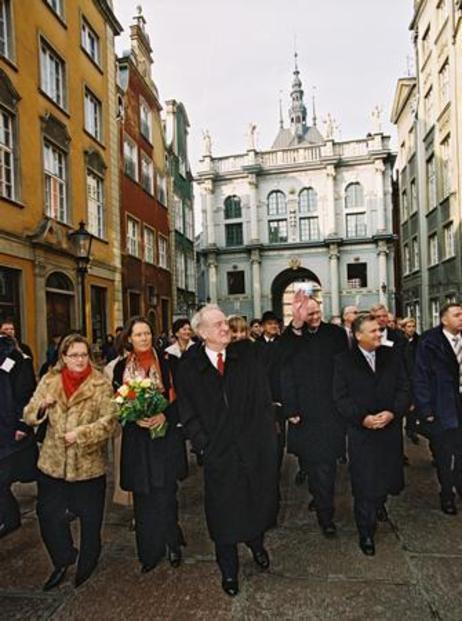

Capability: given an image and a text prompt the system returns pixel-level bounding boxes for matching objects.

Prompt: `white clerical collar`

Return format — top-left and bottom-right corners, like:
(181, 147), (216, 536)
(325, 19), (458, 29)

(205, 346), (226, 369)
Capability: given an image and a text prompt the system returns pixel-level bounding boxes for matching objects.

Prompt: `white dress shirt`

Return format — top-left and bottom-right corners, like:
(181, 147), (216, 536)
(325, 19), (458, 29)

(358, 346), (376, 371)
(205, 346), (226, 370)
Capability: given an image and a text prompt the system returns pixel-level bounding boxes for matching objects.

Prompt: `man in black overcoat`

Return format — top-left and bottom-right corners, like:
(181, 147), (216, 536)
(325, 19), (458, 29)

(176, 305), (278, 597)
(0, 334), (37, 538)
(280, 293), (349, 537)
(413, 303), (462, 515)
(333, 314), (410, 556)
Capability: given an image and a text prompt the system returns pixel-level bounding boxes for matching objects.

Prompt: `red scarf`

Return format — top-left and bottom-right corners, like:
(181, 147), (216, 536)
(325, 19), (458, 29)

(135, 349), (156, 375)
(61, 365), (92, 400)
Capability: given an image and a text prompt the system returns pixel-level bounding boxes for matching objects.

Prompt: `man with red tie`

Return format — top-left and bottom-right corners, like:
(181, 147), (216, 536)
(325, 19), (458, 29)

(176, 305), (278, 597)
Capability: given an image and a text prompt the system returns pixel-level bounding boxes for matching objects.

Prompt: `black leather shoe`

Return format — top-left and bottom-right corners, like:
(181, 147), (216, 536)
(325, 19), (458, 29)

(441, 499), (457, 515)
(167, 546), (182, 568)
(141, 563), (156, 573)
(43, 567), (68, 591)
(359, 537), (375, 556)
(294, 470), (307, 486)
(221, 577), (239, 597)
(321, 523), (337, 539)
(376, 505), (389, 522)
(308, 498), (316, 512)
(0, 522), (20, 539)
(251, 547), (270, 571)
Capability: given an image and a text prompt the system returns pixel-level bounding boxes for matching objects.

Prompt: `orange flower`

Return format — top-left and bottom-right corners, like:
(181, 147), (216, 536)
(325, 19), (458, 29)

(127, 390), (137, 400)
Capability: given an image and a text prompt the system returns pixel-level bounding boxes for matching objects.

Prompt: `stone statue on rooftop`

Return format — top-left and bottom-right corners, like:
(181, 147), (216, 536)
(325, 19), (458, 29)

(202, 130), (212, 156)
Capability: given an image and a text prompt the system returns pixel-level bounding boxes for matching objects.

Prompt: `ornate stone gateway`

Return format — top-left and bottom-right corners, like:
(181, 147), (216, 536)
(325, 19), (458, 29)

(271, 267), (322, 325)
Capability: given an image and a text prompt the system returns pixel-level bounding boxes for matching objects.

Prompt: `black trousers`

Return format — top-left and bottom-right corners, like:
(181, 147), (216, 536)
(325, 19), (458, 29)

(37, 473), (106, 580)
(307, 460), (337, 525)
(215, 533), (264, 580)
(429, 427), (462, 501)
(354, 497), (382, 538)
(133, 481), (180, 567)
(0, 456), (20, 529)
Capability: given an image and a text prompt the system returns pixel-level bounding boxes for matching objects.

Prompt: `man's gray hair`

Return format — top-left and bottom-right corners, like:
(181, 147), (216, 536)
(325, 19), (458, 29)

(191, 304), (221, 334)
(370, 303), (388, 314)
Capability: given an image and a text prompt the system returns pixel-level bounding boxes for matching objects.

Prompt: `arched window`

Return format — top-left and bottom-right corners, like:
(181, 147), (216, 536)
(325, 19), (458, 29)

(299, 187), (317, 213)
(267, 190), (286, 216)
(345, 182), (364, 209)
(46, 272), (74, 291)
(224, 195), (241, 219)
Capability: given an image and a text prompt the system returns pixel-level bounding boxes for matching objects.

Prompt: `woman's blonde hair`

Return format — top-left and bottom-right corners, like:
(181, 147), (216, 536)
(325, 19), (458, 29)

(53, 333), (94, 372)
(228, 315), (248, 335)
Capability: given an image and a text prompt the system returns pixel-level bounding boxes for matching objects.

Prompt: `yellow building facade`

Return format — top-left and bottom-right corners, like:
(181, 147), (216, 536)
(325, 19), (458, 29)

(0, 0), (123, 365)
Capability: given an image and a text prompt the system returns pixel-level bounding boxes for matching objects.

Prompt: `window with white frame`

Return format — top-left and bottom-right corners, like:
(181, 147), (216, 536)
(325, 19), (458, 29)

(412, 237), (420, 271)
(226, 223), (243, 246)
(0, 109), (15, 200)
(40, 39), (65, 108)
(139, 97), (152, 142)
(224, 195), (242, 219)
(428, 233), (439, 266)
(426, 156), (437, 211)
(144, 226), (156, 264)
(81, 18), (100, 65)
(268, 219), (288, 244)
(174, 196), (183, 233)
(431, 299), (440, 327)
(0, 0), (12, 59)
(186, 254), (195, 291)
(126, 217), (140, 257)
(345, 182), (364, 209)
(299, 217), (320, 241)
(87, 171), (104, 238)
(346, 213), (367, 238)
(158, 235), (168, 268)
(267, 190), (286, 216)
(45, 0), (64, 18)
(403, 244), (411, 275)
(439, 60), (450, 105)
(176, 249), (186, 289)
(402, 190), (409, 221)
(299, 187), (317, 213)
(140, 152), (154, 195)
(84, 88), (102, 141)
(123, 135), (138, 181)
(410, 179), (417, 214)
(44, 141), (67, 222)
(424, 87), (434, 132)
(443, 222), (455, 258)
(185, 203), (193, 240)
(156, 173), (167, 205)
(441, 136), (451, 198)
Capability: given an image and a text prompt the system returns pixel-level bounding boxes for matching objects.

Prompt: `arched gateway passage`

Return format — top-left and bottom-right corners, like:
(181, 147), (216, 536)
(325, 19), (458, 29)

(271, 267), (322, 326)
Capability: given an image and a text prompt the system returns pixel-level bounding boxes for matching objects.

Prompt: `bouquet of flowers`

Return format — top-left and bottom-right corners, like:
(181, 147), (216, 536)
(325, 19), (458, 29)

(114, 378), (169, 439)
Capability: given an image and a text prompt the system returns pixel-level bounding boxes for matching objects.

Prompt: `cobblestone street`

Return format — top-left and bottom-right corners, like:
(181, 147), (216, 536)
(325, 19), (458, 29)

(1, 439), (462, 620)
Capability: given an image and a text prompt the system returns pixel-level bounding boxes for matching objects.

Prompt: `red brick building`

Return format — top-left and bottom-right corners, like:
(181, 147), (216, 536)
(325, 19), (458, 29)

(117, 11), (171, 333)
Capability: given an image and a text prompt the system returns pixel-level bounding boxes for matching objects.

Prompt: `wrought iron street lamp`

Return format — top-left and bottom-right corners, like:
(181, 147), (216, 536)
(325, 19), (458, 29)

(68, 221), (93, 335)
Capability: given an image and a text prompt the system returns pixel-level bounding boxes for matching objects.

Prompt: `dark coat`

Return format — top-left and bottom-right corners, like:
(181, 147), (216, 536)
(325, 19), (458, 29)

(403, 335), (419, 400)
(0, 337), (37, 463)
(113, 350), (187, 495)
(280, 322), (349, 463)
(413, 327), (462, 432)
(175, 340), (278, 545)
(333, 346), (410, 500)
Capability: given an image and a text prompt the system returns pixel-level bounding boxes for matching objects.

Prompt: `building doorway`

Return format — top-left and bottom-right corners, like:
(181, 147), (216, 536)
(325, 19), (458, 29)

(46, 272), (75, 340)
(271, 267), (322, 326)
(0, 266), (22, 337)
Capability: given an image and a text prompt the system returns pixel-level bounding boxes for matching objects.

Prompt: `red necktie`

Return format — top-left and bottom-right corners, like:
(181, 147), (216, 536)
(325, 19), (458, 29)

(217, 352), (225, 375)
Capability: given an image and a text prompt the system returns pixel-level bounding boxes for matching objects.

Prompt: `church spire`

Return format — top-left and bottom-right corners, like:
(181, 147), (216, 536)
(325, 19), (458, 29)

(289, 52), (307, 140)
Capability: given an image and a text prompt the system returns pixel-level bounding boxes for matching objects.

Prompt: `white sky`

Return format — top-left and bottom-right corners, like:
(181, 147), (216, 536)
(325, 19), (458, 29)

(112, 0), (414, 174)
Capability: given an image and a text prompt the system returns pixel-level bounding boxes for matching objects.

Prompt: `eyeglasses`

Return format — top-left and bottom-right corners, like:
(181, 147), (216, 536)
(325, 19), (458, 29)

(65, 353), (89, 360)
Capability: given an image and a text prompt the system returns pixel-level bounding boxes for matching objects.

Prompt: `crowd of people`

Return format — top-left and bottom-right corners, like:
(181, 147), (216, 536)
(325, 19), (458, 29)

(1, 296), (462, 597)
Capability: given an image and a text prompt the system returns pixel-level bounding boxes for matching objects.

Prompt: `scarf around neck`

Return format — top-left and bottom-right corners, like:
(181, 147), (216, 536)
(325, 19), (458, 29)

(61, 365), (92, 400)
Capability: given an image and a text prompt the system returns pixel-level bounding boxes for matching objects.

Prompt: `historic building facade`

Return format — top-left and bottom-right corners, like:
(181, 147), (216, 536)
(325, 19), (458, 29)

(165, 99), (196, 318)
(0, 0), (122, 363)
(117, 10), (172, 333)
(196, 61), (396, 323)
(392, 0), (462, 330)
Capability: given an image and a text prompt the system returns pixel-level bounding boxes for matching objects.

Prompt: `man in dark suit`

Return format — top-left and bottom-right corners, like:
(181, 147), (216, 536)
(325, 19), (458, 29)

(176, 305), (278, 597)
(402, 317), (420, 444)
(414, 303), (462, 515)
(341, 305), (359, 350)
(370, 304), (407, 351)
(281, 293), (349, 537)
(333, 314), (410, 555)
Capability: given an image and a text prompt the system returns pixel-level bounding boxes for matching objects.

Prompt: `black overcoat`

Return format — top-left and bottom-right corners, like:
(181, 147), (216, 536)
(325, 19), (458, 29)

(280, 322), (349, 463)
(175, 340), (278, 545)
(333, 346), (410, 500)
(113, 350), (187, 495)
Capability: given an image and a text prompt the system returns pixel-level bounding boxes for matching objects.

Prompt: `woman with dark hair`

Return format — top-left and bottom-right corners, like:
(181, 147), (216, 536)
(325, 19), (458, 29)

(23, 334), (118, 591)
(164, 318), (195, 377)
(113, 317), (186, 573)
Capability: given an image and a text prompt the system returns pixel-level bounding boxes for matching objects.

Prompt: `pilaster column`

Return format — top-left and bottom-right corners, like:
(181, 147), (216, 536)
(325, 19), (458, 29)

(248, 174), (259, 243)
(250, 248), (262, 318)
(207, 252), (218, 304)
(328, 243), (340, 316)
(377, 240), (388, 305)
(326, 165), (336, 236)
(204, 179), (215, 246)
(375, 159), (386, 232)
(34, 258), (48, 364)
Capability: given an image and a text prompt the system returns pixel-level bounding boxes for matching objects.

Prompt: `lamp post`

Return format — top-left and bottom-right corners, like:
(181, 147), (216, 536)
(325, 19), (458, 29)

(68, 221), (93, 335)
